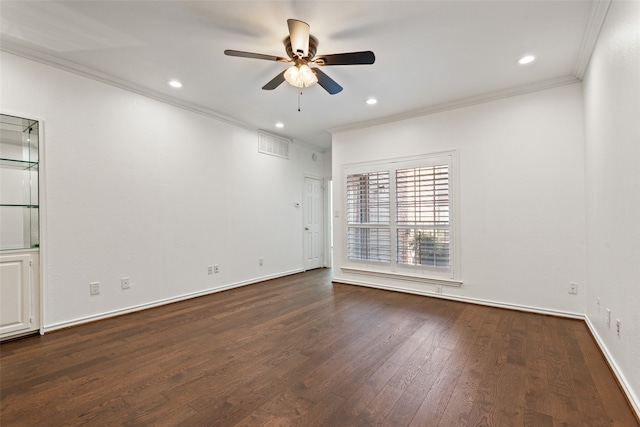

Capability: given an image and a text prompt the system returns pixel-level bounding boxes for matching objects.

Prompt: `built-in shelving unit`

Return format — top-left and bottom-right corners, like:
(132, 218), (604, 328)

(0, 113), (40, 340)
(0, 114), (39, 251)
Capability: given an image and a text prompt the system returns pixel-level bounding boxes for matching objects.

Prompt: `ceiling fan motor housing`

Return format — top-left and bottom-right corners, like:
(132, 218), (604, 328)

(285, 36), (318, 61)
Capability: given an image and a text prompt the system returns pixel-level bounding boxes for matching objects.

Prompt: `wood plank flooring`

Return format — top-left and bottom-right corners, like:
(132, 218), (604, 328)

(1, 269), (637, 426)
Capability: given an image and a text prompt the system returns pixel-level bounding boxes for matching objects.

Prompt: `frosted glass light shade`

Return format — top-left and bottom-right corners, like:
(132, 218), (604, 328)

(284, 64), (318, 88)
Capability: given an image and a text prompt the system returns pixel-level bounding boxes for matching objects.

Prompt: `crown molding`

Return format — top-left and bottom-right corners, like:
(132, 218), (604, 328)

(329, 75), (580, 135)
(574, 0), (612, 79)
(1, 40), (329, 152)
(0, 40), (256, 132)
(293, 138), (327, 153)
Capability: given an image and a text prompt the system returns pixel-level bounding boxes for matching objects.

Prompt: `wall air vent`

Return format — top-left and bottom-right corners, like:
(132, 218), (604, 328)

(258, 131), (291, 160)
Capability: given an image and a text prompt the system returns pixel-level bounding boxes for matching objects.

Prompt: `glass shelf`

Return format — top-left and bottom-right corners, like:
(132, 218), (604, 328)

(0, 114), (39, 251)
(0, 158), (38, 171)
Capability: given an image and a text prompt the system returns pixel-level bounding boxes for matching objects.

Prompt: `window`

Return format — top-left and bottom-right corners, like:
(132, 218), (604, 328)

(344, 152), (457, 281)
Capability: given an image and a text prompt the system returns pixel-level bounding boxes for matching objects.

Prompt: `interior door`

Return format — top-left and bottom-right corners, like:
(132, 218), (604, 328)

(303, 176), (324, 270)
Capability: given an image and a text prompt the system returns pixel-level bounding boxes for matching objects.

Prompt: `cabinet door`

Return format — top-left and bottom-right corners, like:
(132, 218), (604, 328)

(0, 254), (32, 337)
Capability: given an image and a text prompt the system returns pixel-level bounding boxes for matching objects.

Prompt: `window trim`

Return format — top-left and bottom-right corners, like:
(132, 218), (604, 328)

(341, 150), (461, 284)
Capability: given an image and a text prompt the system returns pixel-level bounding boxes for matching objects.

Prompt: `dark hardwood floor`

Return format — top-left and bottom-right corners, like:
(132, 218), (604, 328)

(1, 269), (637, 426)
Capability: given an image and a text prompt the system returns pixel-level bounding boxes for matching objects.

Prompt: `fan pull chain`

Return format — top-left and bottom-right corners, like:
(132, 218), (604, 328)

(298, 89), (302, 112)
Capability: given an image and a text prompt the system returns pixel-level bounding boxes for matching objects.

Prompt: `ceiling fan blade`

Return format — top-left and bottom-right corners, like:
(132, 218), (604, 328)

(313, 68), (343, 95)
(262, 70), (287, 90)
(287, 19), (310, 58)
(315, 51), (375, 66)
(224, 50), (288, 62)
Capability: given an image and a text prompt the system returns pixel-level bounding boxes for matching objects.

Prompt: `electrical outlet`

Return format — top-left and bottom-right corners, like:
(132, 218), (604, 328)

(259, 258), (264, 266)
(606, 309), (611, 327)
(208, 266), (213, 275)
(568, 282), (578, 294)
(214, 265), (219, 274)
(435, 285), (443, 294)
(121, 277), (130, 289)
(90, 282), (100, 295)
(616, 319), (621, 337)
(596, 297), (600, 312)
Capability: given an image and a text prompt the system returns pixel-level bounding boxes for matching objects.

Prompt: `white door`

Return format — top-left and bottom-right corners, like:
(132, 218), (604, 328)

(0, 253), (33, 338)
(303, 177), (324, 270)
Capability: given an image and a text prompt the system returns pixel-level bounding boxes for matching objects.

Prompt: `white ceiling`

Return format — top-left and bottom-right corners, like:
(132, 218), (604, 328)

(0, 1), (601, 150)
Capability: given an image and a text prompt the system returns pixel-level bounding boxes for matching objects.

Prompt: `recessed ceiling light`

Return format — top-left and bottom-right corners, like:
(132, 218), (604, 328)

(517, 55), (536, 65)
(168, 79), (183, 88)
(366, 98), (378, 105)
(275, 122), (284, 128)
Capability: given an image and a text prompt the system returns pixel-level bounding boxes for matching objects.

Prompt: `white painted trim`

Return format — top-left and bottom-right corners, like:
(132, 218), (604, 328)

(585, 315), (640, 420)
(340, 267), (462, 287)
(41, 269), (304, 334)
(0, 248), (40, 255)
(0, 43), (327, 153)
(37, 118), (47, 336)
(341, 149), (459, 170)
(329, 76), (580, 135)
(332, 277), (583, 319)
(324, 178), (333, 269)
(574, 0), (612, 79)
(293, 138), (327, 154)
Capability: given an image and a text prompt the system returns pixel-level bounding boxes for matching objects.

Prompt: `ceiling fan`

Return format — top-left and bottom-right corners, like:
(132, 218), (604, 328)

(224, 19), (375, 95)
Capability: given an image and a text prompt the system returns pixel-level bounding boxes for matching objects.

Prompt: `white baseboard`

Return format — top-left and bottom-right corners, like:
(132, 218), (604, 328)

(332, 278), (584, 319)
(585, 316), (640, 420)
(42, 269), (304, 333)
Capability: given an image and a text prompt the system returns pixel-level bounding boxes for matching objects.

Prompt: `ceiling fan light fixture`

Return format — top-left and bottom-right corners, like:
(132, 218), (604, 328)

(284, 64), (318, 88)
(299, 64), (318, 86)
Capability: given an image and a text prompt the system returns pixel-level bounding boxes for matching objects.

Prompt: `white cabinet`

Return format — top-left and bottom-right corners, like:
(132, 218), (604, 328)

(0, 251), (39, 340)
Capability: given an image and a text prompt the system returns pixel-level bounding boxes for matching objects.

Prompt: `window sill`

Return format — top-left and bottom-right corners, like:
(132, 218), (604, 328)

(340, 267), (462, 287)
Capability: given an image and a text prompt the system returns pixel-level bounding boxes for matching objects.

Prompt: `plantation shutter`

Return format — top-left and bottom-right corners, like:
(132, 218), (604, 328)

(346, 171), (391, 263)
(396, 165), (450, 267)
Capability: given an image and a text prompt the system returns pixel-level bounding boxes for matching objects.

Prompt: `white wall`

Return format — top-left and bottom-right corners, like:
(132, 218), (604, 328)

(0, 51), (325, 330)
(583, 0), (640, 413)
(332, 83), (587, 316)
